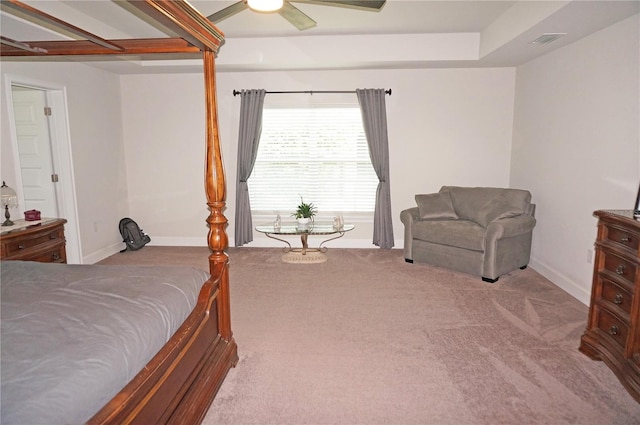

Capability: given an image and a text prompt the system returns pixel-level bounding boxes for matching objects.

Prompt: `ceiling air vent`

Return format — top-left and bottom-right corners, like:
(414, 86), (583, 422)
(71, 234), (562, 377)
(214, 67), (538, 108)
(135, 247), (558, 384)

(530, 33), (567, 45)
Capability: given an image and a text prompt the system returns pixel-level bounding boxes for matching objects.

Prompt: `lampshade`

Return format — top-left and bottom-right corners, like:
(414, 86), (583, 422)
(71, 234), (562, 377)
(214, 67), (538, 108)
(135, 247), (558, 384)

(1, 181), (18, 227)
(247, 0), (284, 12)
(1, 181), (17, 207)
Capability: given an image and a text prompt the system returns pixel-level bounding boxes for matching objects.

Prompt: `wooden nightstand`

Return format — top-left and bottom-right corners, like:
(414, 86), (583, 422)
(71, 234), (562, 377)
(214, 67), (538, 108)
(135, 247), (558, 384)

(0, 218), (67, 263)
(579, 210), (640, 403)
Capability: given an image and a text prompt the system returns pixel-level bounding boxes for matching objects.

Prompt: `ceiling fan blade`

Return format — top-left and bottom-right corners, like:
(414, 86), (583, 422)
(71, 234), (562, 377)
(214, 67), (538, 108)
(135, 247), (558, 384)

(279, 2), (317, 31)
(207, 1), (249, 23)
(291, 0), (386, 11)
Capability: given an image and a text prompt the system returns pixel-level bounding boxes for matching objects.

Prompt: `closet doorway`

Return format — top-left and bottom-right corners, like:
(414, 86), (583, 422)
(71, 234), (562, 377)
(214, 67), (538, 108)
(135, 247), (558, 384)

(11, 86), (59, 216)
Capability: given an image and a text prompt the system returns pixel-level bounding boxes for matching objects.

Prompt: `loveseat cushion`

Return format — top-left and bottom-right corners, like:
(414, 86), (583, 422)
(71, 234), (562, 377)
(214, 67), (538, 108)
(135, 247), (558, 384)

(415, 192), (458, 220)
(445, 186), (531, 227)
(412, 219), (485, 251)
(475, 192), (528, 227)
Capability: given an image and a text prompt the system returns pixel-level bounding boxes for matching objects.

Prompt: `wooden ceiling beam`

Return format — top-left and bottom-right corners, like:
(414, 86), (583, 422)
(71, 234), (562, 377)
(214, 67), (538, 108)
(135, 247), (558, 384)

(0, 0), (224, 57)
(0, 38), (201, 57)
(0, 36), (47, 54)
(124, 1), (224, 53)
(0, 0), (125, 51)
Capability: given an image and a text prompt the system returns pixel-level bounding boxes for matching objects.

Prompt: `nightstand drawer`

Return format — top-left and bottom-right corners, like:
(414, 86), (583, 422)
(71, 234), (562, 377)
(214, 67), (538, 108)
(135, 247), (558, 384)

(606, 224), (640, 254)
(597, 309), (629, 351)
(599, 278), (633, 315)
(3, 227), (64, 256)
(27, 246), (66, 263)
(602, 251), (636, 287)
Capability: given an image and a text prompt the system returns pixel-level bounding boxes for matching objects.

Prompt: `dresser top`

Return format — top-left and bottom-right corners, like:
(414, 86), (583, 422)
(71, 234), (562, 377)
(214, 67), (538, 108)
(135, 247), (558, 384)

(594, 209), (640, 229)
(0, 218), (66, 236)
(596, 209), (638, 218)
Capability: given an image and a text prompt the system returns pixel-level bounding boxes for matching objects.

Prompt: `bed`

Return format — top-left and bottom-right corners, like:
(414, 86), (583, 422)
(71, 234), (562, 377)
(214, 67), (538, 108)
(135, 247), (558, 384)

(0, 1), (238, 424)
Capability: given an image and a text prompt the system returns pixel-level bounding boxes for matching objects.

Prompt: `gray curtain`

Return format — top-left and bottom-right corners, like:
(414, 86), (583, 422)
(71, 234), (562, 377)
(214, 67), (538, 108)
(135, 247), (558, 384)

(356, 88), (394, 249)
(234, 89), (266, 246)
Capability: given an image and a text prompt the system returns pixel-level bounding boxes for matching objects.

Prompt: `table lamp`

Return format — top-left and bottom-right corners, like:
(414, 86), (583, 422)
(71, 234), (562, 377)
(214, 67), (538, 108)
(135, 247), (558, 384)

(1, 181), (18, 226)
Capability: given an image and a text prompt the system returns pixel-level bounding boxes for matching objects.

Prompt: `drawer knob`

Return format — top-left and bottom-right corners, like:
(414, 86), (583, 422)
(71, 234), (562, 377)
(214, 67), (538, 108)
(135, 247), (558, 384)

(609, 325), (620, 336)
(615, 264), (625, 275)
(18, 244), (25, 249)
(49, 234), (57, 240)
(620, 237), (631, 243)
(52, 253), (60, 260)
(614, 293), (624, 304)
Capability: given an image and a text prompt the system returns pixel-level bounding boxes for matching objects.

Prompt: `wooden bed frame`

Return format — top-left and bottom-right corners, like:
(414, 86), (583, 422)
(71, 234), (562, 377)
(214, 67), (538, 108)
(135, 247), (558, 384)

(1, 1), (238, 423)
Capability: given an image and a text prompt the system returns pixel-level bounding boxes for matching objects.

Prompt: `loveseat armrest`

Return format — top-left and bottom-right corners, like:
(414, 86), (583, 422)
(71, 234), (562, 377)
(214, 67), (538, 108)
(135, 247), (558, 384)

(485, 214), (536, 239)
(400, 207), (421, 260)
(483, 214), (537, 280)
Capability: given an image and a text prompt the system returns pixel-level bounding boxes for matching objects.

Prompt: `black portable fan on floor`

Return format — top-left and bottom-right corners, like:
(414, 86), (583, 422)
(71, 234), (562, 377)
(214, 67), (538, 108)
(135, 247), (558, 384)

(207, 0), (386, 31)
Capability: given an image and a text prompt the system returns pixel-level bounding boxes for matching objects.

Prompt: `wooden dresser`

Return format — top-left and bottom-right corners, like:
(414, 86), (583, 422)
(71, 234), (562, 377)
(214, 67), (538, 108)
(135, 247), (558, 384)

(0, 218), (67, 263)
(580, 210), (639, 403)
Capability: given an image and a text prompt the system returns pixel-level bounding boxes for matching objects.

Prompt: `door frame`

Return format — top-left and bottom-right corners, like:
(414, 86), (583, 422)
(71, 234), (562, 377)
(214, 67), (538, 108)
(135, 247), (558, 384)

(4, 74), (82, 264)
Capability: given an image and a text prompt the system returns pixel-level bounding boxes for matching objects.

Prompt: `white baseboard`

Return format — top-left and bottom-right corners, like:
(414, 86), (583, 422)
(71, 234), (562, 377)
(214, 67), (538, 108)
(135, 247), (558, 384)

(83, 243), (124, 264)
(529, 257), (591, 306)
(148, 237), (209, 247)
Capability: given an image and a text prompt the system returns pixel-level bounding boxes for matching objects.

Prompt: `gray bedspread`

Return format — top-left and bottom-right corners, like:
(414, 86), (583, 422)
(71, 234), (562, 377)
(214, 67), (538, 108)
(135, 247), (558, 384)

(1, 261), (210, 425)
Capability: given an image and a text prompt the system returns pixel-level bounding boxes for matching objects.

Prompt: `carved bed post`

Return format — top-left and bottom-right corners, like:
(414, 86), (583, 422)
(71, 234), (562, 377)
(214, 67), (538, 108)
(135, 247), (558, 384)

(203, 49), (232, 341)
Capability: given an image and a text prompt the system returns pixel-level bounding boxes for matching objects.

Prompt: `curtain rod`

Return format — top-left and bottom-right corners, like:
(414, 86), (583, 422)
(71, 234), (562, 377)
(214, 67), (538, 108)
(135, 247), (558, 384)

(232, 89), (392, 96)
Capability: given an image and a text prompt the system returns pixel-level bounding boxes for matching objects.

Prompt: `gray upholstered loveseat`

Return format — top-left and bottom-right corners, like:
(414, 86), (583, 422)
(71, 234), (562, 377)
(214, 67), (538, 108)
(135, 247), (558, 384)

(400, 186), (536, 282)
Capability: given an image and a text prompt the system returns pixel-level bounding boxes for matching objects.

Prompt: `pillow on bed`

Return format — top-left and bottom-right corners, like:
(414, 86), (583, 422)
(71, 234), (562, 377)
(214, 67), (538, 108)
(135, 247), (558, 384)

(476, 193), (525, 227)
(415, 193), (458, 220)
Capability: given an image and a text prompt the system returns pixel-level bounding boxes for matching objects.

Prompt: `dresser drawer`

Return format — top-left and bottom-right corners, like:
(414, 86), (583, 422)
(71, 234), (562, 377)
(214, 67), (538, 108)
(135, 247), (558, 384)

(597, 308), (629, 351)
(599, 278), (633, 315)
(606, 224), (640, 254)
(601, 251), (636, 287)
(3, 227), (64, 256)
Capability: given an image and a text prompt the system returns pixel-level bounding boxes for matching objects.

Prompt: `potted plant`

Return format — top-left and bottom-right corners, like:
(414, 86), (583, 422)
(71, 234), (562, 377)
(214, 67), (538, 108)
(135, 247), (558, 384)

(292, 196), (317, 227)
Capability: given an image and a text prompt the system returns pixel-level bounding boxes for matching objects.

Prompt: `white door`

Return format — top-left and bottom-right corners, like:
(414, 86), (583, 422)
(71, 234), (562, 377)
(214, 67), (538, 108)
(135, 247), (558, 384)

(11, 86), (59, 216)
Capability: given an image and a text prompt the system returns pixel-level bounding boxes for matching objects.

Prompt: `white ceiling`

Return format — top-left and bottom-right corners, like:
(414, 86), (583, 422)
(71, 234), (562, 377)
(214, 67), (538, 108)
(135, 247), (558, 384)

(197, 0), (517, 37)
(1, 0), (638, 73)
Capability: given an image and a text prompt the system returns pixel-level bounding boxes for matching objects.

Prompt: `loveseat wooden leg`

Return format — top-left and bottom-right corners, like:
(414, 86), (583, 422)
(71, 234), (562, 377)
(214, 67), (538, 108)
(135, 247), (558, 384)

(520, 265), (527, 270)
(482, 276), (499, 283)
(405, 259), (414, 263)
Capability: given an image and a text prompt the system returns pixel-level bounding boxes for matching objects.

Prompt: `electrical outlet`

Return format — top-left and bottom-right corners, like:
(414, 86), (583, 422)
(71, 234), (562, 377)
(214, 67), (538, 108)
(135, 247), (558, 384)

(93, 222), (98, 233)
(587, 249), (593, 264)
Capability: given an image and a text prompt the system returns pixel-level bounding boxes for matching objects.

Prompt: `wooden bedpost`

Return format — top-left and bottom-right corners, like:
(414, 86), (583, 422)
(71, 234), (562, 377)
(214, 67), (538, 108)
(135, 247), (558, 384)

(203, 49), (232, 341)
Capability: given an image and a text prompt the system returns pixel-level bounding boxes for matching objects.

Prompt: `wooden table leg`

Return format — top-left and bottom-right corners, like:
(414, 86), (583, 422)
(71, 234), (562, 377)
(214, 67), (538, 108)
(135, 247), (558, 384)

(301, 234), (308, 255)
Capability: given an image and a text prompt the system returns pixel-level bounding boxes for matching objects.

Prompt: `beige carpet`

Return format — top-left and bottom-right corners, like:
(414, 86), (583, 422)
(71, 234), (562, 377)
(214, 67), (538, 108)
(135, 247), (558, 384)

(99, 247), (640, 424)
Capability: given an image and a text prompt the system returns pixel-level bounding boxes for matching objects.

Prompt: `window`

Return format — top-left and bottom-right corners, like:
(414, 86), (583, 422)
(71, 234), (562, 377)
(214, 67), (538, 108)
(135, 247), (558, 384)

(248, 107), (378, 216)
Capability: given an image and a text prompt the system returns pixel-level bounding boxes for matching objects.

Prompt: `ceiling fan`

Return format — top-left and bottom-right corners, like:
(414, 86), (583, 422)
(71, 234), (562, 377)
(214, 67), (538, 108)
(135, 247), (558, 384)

(207, 0), (386, 31)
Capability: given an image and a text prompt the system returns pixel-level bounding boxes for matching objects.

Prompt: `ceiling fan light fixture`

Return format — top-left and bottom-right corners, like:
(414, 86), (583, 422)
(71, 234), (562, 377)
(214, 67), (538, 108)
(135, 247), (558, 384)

(247, 0), (284, 13)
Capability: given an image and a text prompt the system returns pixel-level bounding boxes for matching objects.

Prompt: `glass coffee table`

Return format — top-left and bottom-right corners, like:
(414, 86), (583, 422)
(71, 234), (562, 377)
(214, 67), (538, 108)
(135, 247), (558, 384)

(255, 222), (354, 263)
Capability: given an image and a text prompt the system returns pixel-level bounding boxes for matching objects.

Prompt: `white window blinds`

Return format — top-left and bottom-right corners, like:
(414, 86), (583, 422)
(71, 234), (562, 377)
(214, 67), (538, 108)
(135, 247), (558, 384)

(248, 107), (378, 215)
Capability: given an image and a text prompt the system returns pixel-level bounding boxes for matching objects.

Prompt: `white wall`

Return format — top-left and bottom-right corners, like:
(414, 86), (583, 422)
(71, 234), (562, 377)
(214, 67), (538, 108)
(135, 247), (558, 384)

(120, 67), (516, 248)
(119, 74), (209, 246)
(511, 14), (640, 304)
(0, 61), (129, 263)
